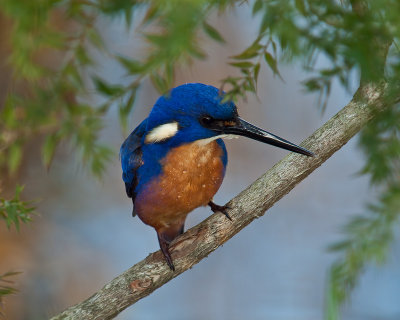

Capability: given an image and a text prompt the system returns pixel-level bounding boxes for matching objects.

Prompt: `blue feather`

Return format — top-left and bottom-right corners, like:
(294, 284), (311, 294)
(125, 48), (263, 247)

(120, 118), (147, 199)
(121, 83), (234, 199)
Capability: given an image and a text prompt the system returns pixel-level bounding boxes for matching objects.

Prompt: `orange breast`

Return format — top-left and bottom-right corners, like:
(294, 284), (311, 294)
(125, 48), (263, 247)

(135, 140), (225, 231)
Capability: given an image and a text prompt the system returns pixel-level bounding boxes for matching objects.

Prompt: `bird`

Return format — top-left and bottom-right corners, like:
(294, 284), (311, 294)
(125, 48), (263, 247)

(120, 83), (313, 270)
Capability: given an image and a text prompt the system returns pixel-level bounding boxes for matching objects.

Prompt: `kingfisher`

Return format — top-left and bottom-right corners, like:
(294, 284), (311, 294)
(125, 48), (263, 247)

(120, 83), (313, 270)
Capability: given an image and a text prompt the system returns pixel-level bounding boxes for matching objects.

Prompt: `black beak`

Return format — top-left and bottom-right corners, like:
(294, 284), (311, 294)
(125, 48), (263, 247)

(222, 118), (314, 157)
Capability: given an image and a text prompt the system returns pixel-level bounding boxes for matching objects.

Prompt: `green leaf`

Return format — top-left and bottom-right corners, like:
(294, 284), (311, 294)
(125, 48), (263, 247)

(90, 145), (113, 178)
(87, 28), (104, 50)
(294, 0), (306, 15)
(253, 63), (261, 84)
(0, 185), (36, 231)
(303, 78), (322, 91)
(116, 56), (143, 74)
(76, 45), (92, 65)
(245, 75), (256, 93)
(42, 134), (60, 170)
(92, 76), (125, 97)
(124, 6), (134, 28)
(327, 240), (352, 252)
(0, 271), (20, 299)
(142, 4), (159, 24)
(229, 61), (254, 68)
(203, 22), (225, 43)
(264, 52), (283, 80)
(8, 143), (22, 174)
(231, 40), (263, 60)
(150, 73), (169, 94)
(119, 86), (138, 133)
(252, 0), (263, 15)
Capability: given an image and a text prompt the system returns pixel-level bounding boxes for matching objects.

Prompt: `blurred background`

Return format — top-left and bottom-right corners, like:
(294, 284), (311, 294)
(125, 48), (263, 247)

(1, 4), (400, 320)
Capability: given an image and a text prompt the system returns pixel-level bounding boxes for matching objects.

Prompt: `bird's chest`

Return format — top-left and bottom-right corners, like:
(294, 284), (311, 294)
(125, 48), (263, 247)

(135, 140), (225, 228)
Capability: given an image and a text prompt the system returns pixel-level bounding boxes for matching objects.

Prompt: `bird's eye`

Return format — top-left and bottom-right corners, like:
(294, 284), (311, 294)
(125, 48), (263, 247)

(200, 116), (214, 127)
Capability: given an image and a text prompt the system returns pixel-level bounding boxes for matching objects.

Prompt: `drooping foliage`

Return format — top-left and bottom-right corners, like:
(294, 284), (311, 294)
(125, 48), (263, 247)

(0, 1), (399, 319)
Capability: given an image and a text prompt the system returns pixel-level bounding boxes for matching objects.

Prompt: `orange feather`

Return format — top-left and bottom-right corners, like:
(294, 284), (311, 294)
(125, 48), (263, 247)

(135, 140), (225, 239)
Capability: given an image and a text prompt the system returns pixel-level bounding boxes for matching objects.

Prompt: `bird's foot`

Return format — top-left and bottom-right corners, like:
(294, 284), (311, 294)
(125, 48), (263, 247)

(157, 233), (175, 271)
(208, 201), (232, 221)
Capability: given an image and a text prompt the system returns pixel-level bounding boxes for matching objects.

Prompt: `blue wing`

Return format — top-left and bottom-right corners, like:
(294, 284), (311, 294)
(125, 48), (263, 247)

(120, 119), (147, 215)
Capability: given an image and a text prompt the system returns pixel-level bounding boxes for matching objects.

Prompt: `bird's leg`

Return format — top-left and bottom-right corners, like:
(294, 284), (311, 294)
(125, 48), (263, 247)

(157, 232), (175, 271)
(208, 200), (232, 221)
(156, 222), (185, 271)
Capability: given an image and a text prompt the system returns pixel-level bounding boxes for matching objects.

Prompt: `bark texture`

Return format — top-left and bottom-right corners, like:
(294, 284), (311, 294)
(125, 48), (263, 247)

(50, 81), (393, 320)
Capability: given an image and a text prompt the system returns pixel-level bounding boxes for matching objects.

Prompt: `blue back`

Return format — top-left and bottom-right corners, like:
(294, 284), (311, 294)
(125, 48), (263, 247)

(120, 119), (147, 198)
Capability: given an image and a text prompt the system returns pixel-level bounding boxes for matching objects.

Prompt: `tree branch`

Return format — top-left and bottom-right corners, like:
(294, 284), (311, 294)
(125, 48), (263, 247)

(50, 81), (394, 320)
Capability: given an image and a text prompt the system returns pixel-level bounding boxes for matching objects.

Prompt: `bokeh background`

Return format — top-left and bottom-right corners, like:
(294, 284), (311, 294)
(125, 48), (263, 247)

(1, 5), (400, 320)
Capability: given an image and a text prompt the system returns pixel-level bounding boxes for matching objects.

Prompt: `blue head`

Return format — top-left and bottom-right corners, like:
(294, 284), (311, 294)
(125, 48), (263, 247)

(142, 83), (313, 156)
(144, 83), (238, 145)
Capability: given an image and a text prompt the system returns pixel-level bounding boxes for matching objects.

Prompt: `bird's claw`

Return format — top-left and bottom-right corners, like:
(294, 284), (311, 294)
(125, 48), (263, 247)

(157, 233), (175, 271)
(208, 201), (232, 221)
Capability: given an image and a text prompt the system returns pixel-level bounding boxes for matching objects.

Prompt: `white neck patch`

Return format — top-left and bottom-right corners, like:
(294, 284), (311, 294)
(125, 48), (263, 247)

(195, 134), (239, 146)
(145, 122), (179, 144)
